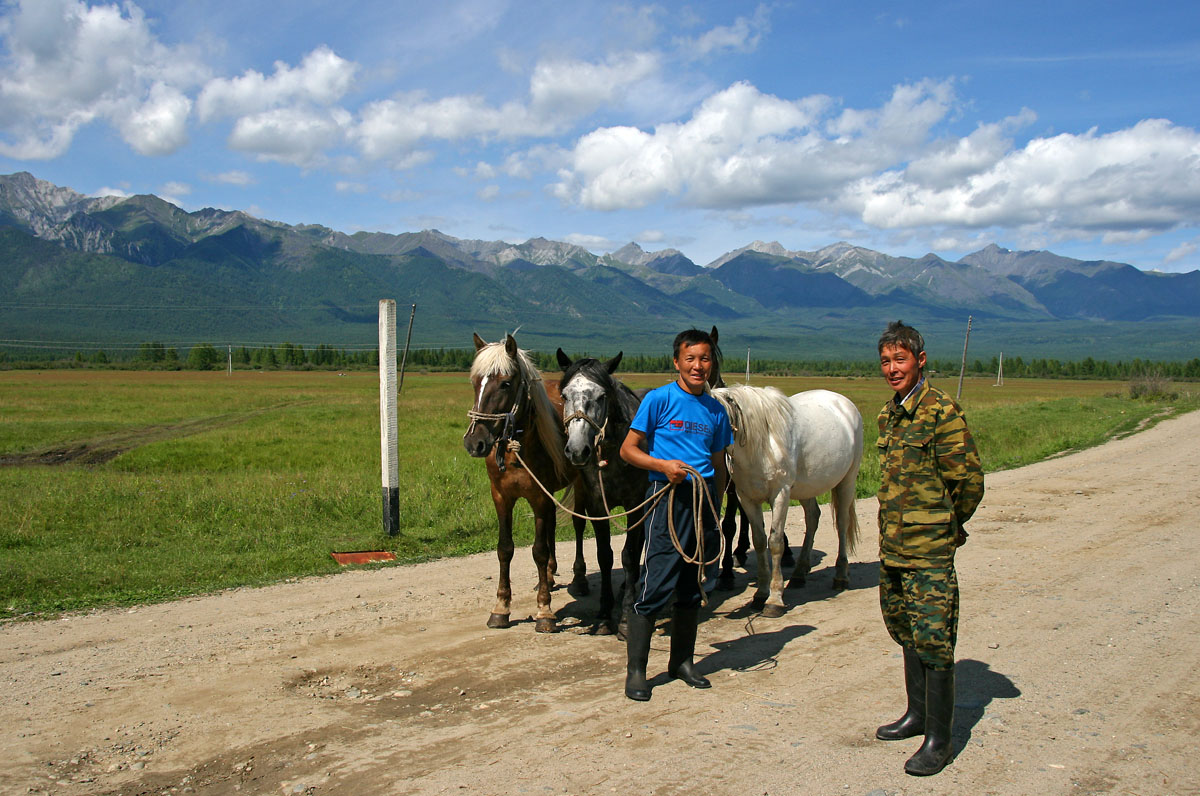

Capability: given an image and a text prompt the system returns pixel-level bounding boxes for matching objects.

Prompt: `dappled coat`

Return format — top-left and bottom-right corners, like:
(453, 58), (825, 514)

(875, 380), (984, 568)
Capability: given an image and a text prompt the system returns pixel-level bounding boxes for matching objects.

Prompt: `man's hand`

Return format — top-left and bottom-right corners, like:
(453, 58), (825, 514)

(661, 459), (689, 484)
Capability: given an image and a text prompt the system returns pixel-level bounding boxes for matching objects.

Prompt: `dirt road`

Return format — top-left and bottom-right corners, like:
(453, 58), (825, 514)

(3, 410), (1198, 796)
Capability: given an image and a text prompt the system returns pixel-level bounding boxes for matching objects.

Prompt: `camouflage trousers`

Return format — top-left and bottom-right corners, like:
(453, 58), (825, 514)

(879, 563), (958, 670)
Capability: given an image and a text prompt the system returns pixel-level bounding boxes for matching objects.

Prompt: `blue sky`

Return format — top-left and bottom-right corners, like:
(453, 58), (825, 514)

(2, 0), (1199, 271)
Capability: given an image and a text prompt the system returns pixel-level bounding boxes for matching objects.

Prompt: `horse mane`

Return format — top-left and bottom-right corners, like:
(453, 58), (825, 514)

(712, 384), (796, 481)
(559, 357), (640, 429)
(472, 341), (570, 482)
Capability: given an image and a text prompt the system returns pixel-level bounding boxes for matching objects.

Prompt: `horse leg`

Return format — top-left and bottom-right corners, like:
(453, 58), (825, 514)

(718, 491), (738, 590)
(830, 478), (860, 590)
(742, 498), (770, 611)
(593, 518), (617, 635)
(618, 509), (644, 638)
(488, 495), (516, 629)
(568, 514), (590, 597)
(731, 490), (751, 568)
(531, 499), (558, 633)
(788, 498), (821, 589)
(762, 490), (792, 617)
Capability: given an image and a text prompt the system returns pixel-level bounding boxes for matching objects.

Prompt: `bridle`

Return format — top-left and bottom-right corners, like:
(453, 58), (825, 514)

(466, 369), (530, 473)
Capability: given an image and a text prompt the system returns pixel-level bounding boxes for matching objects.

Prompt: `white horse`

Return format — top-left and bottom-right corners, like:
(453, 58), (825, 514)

(711, 385), (863, 618)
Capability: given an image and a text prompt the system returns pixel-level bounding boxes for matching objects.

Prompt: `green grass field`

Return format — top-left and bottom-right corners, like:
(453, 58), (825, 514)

(1, 369), (1195, 619)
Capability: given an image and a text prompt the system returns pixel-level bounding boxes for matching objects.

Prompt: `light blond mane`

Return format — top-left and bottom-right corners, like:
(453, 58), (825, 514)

(471, 340), (570, 482)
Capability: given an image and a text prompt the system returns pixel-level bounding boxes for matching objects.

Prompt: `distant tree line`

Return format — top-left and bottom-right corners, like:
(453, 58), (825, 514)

(1, 344), (1198, 381)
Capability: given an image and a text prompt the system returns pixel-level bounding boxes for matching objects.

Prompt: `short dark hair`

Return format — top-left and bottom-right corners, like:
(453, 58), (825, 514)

(878, 320), (925, 357)
(673, 328), (716, 360)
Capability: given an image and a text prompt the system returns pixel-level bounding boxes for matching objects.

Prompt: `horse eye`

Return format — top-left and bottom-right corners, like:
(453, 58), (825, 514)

(500, 380), (512, 389)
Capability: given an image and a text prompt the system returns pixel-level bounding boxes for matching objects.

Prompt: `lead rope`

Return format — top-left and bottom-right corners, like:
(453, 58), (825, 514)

(508, 447), (726, 607)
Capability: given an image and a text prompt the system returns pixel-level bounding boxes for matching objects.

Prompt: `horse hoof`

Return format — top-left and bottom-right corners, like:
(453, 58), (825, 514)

(749, 593), (766, 610)
(786, 576), (806, 590)
(594, 619), (617, 636)
(487, 613), (511, 629)
(760, 603), (787, 618)
(832, 577), (849, 590)
(734, 553), (748, 568)
(717, 573), (736, 591)
(534, 616), (559, 633)
(567, 577), (590, 598)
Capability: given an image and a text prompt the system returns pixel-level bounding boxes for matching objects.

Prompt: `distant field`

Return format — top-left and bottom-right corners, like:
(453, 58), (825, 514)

(1, 369), (1195, 619)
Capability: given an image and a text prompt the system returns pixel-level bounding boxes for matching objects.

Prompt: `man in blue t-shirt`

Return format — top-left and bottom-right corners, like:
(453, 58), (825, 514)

(619, 328), (733, 701)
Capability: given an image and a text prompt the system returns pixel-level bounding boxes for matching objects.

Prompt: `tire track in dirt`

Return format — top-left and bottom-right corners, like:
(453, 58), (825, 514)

(0, 402), (306, 466)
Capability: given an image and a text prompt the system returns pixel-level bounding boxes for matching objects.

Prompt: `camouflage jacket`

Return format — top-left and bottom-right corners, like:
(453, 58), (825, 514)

(876, 380), (984, 568)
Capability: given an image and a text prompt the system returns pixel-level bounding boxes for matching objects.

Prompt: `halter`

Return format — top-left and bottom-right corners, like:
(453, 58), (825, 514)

(466, 370), (530, 473)
(562, 409), (609, 465)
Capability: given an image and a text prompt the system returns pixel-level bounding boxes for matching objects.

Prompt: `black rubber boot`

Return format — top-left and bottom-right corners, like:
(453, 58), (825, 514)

(624, 611), (654, 701)
(905, 665), (955, 776)
(667, 604), (711, 689)
(876, 647), (926, 740)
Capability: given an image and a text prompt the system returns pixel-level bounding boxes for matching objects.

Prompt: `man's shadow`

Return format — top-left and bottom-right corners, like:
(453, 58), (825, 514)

(953, 659), (1021, 747)
(647, 622), (816, 685)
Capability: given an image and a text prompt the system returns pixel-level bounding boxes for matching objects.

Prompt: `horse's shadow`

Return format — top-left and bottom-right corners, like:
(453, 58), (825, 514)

(953, 658), (1021, 746)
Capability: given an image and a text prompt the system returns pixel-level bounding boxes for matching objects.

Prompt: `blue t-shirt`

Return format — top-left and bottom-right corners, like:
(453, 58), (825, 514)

(630, 381), (733, 482)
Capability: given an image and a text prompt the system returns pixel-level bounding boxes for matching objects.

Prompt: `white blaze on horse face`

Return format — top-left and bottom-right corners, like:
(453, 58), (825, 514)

(473, 375), (489, 412)
(563, 376), (606, 461)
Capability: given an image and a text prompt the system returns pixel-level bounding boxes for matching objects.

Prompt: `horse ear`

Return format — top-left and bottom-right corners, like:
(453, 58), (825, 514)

(504, 334), (518, 358)
(710, 326), (719, 345)
(556, 348), (572, 369)
(605, 351), (623, 374)
(473, 332), (487, 351)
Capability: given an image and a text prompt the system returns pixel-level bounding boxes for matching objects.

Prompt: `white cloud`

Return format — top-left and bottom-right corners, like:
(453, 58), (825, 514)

(350, 51), (662, 162)
(228, 106), (351, 167)
(477, 184), (500, 201)
(117, 83), (192, 155)
(195, 46), (357, 122)
(846, 118), (1200, 240)
(563, 232), (613, 250)
(207, 170), (255, 186)
(93, 185), (130, 198)
(528, 52), (660, 120)
(0, 0), (206, 158)
(161, 180), (191, 196)
(1163, 240), (1197, 264)
(677, 5), (770, 60)
(335, 180), (368, 194)
(638, 229), (665, 242)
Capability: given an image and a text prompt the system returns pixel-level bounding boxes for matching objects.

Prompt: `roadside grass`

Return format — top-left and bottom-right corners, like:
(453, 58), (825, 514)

(2, 370), (1195, 619)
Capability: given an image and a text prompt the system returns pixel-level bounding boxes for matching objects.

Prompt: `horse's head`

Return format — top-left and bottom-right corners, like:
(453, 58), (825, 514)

(557, 348), (622, 467)
(464, 333), (527, 458)
(708, 325), (726, 389)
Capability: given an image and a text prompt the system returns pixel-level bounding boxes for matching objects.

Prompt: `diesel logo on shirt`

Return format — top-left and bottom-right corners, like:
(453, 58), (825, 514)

(669, 419), (712, 435)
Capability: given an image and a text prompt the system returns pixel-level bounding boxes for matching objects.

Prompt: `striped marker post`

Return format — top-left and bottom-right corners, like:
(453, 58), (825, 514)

(379, 299), (400, 535)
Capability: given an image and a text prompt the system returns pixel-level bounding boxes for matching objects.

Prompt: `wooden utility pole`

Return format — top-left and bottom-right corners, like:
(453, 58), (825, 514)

(957, 315), (973, 401)
(379, 300), (400, 536)
(745, 348), (750, 383)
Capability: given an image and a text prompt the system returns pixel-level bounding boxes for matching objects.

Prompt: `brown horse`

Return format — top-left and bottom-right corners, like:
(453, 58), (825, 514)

(463, 333), (574, 633)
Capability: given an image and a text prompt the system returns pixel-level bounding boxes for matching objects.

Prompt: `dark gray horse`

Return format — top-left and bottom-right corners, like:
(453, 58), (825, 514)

(557, 349), (648, 635)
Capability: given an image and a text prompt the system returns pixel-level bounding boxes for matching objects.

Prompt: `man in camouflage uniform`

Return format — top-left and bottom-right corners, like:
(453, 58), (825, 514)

(874, 320), (984, 777)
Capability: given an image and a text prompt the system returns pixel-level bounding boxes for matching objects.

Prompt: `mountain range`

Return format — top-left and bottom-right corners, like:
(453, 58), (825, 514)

(1, 171), (1197, 361)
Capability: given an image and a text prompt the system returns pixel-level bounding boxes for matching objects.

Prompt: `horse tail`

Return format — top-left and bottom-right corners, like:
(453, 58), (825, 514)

(831, 481), (861, 555)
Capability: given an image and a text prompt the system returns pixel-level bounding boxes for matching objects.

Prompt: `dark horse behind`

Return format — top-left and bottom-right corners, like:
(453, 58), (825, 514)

(557, 349), (648, 635)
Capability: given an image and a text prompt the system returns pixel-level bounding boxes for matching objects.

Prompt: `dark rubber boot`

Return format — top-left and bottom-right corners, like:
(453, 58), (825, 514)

(667, 605), (711, 689)
(876, 647), (926, 740)
(905, 665), (955, 776)
(624, 611), (654, 701)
